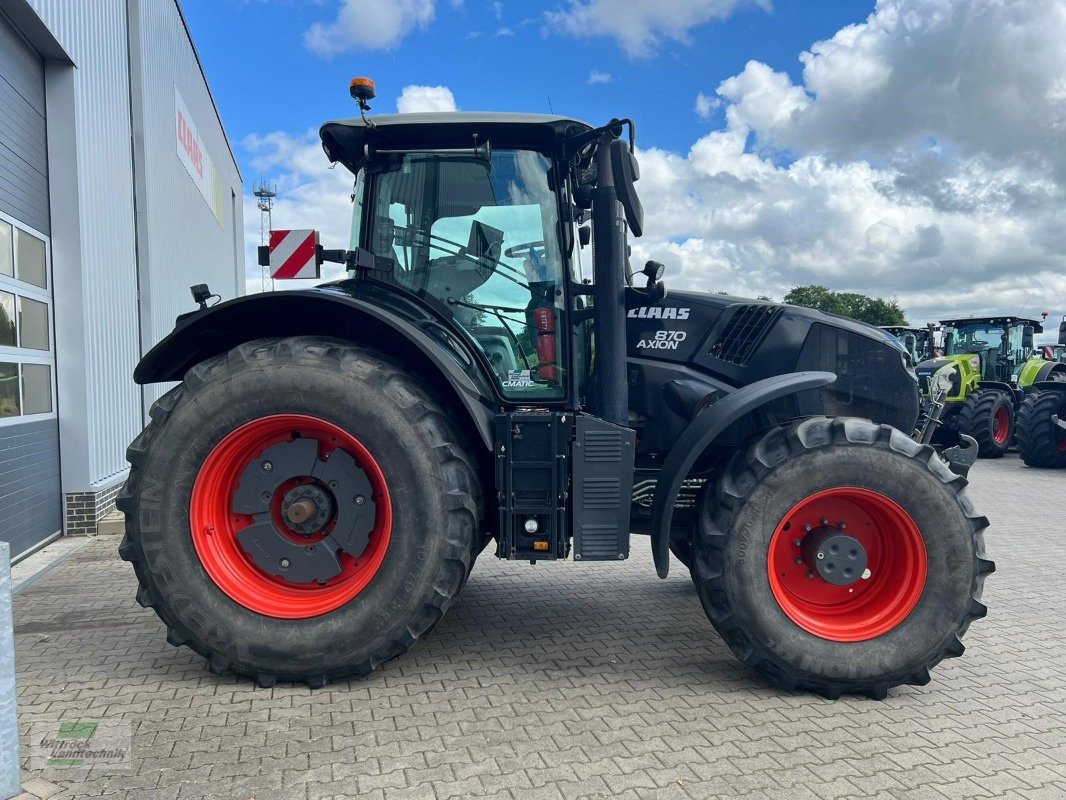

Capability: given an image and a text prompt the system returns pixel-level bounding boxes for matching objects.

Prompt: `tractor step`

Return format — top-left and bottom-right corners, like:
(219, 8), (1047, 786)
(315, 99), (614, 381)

(494, 412), (570, 561)
(493, 412), (635, 561)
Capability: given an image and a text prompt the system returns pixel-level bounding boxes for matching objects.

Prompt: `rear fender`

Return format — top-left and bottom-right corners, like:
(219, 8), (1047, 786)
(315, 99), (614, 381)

(649, 370), (836, 578)
(135, 289), (496, 450)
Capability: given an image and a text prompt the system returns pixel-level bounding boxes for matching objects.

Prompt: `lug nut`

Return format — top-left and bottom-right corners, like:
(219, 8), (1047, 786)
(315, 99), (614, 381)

(261, 461), (273, 472)
(838, 522), (847, 531)
(806, 571), (815, 579)
(820, 517), (829, 526)
(792, 539), (802, 547)
(803, 524), (812, 533)
(279, 558), (290, 569)
(354, 496), (366, 507)
(794, 558), (803, 565)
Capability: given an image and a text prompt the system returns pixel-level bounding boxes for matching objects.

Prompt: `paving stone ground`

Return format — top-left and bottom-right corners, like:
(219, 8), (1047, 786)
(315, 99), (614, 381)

(9, 454), (1066, 800)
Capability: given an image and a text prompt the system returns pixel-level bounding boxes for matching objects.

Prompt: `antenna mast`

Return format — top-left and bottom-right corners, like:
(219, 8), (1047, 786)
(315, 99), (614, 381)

(253, 179), (277, 292)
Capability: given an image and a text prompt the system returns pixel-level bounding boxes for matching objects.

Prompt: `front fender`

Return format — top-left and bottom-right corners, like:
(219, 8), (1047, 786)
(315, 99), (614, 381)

(649, 370), (837, 578)
(135, 288), (496, 450)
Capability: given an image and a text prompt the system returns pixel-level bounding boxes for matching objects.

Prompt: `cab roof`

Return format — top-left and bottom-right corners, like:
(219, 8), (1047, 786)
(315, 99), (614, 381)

(941, 316), (1043, 333)
(320, 112), (593, 173)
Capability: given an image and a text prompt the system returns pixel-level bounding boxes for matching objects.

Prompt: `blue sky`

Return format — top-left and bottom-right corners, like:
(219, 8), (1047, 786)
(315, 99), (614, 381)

(181, 0), (1066, 333)
(185, 0), (870, 160)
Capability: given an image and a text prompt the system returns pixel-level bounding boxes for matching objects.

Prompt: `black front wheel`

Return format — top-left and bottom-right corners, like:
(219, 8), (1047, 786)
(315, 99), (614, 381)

(692, 417), (993, 699)
(1016, 389), (1066, 468)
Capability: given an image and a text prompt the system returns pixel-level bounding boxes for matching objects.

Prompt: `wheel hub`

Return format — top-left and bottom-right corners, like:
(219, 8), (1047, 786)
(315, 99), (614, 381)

(282, 484), (334, 534)
(231, 436), (378, 586)
(801, 526), (868, 587)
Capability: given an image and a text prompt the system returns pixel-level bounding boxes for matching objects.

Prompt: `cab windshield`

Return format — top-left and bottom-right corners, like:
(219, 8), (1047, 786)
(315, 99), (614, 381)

(362, 149), (565, 399)
(944, 323), (1005, 357)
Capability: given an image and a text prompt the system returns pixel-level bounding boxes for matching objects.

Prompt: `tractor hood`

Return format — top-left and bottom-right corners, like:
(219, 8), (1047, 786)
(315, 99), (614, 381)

(623, 290), (919, 444)
(320, 112), (593, 174)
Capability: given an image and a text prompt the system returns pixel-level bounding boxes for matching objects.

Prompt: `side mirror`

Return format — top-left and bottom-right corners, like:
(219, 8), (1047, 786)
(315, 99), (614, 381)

(608, 139), (644, 237)
(1022, 325), (1035, 350)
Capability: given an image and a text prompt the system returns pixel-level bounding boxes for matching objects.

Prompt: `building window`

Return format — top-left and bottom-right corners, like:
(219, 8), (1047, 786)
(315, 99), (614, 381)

(0, 212), (55, 426)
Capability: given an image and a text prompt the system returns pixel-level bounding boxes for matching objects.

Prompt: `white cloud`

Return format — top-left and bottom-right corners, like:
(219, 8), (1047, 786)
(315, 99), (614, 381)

(255, 1), (1066, 329)
(588, 70), (613, 85)
(633, 0), (1066, 326)
(545, 0), (770, 58)
(694, 91), (719, 118)
(304, 0), (435, 55)
(396, 84), (458, 113)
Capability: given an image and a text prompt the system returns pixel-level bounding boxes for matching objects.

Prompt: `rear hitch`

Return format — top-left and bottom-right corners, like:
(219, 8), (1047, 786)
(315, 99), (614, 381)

(938, 434), (978, 478)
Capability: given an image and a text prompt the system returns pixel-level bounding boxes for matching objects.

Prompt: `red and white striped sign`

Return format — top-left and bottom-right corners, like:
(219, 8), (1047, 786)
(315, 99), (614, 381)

(268, 229), (320, 279)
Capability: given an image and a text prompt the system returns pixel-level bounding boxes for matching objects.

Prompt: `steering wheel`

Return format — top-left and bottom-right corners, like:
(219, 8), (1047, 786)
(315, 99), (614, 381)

(504, 240), (545, 259)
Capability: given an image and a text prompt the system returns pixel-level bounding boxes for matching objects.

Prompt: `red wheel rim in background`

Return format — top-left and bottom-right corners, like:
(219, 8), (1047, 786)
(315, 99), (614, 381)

(767, 487), (928, 642)
(992, 406), (1010, 445)
(190, 414), (392, 619)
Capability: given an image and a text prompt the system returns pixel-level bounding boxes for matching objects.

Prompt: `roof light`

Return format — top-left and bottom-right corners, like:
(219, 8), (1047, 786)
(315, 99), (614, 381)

(349, 77), (376, 103)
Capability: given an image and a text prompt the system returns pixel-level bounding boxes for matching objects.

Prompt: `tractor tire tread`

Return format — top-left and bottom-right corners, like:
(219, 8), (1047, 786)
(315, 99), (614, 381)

(692, 416), (992, 699)
(1015, 389), (1066, 468)
(118, 336), (481, 687)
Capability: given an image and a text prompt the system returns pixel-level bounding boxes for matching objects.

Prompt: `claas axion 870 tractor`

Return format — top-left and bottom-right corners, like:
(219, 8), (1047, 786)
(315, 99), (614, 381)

(119, 78), (993, 699)
(915, 315), (1066, 458)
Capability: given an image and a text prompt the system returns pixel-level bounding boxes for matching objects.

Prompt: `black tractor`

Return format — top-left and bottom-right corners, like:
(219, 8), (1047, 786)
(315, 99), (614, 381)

(119, 79), (992, 699)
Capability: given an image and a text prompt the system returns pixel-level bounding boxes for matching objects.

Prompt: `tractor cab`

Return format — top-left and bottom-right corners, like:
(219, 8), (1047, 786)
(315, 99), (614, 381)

(939, 316), (1039, 383)
(317, 107), (646, 421)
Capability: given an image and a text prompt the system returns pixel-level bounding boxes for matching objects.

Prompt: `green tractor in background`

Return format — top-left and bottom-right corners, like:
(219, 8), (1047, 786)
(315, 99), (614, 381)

(915, 315), (1066, 458)
(1016, 314), (1066, 468)
(880, 325), (937, 367)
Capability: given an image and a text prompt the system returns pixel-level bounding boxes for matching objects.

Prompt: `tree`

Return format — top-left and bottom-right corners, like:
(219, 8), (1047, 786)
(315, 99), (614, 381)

(784, 285), (907, 326)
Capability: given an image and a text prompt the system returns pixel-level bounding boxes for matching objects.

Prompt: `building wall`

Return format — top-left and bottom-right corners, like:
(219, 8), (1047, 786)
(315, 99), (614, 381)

(28, 0), (143, 491)
(8, 0), (244, 544)
(0, 15), (48, 235)
(129, 0), (243, 410)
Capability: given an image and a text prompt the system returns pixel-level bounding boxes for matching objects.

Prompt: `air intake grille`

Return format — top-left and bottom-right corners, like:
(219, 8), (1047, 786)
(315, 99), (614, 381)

(583, 430), (622, 462)
(709, 305), (782, 366)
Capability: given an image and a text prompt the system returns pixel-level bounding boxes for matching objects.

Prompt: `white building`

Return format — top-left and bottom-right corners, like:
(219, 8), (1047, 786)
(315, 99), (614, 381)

(0, 0), (243, 559)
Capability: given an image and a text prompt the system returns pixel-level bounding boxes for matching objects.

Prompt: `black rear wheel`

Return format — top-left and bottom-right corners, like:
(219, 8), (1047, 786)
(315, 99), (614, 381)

(692, 417), (993, 699)
(1016, 389), (1066, 468)
(953, 388), (1013, 458)
(118, 337), (481, 687)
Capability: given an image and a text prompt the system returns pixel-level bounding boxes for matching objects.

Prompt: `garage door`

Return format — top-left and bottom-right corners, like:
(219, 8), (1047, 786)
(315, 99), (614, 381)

(0, 11), (61, 560)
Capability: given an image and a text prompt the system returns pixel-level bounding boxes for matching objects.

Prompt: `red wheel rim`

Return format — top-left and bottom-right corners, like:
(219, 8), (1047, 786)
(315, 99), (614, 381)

(992, 406), (1010, 445)
(767, 487), (927, 642)
(190, 414), (392, 619)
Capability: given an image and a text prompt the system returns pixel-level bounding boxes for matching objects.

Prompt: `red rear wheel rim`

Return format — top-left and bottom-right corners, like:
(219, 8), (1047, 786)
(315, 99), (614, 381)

(190, 414), (392, 619)
(992, 406), (1010, 445)
(767, 487), (927, 642)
